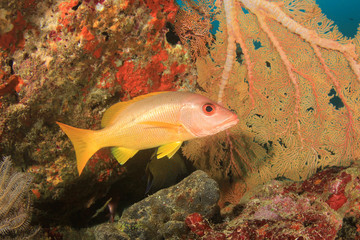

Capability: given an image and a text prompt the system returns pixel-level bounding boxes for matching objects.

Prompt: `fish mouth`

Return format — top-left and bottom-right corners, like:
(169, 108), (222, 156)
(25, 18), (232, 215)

(219, 114), (239, 131)
(201, 114), (239, 137)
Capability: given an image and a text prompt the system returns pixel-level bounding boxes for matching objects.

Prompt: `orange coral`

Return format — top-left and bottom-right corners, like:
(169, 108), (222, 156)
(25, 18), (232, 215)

(0, 74), (23, 97)
(114, 48), (186, 100)
(79, 26), (102, 58)
(58, 0), (79, 31)
(0, 11), (29, 53)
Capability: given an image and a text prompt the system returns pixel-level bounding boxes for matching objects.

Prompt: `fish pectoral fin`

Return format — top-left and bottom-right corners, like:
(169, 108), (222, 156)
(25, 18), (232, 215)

(157, 141), (182, 159)
(111, 147), (138, 165)
(139, 121), (183, 133)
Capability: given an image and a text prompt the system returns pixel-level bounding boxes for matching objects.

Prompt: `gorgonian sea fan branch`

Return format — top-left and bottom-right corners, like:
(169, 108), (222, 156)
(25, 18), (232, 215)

(217, 0), (236, 104)
(175, 0), (214, 60)
(311, 43), (356, 156)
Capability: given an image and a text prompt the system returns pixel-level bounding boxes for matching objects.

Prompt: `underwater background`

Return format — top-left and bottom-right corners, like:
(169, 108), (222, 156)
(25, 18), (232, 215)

(0, 0), (360, 239)
(316, 0), (360, 38)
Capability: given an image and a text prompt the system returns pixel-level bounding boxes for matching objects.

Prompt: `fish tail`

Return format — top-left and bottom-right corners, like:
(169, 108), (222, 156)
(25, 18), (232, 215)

(56, 121), (99, 175)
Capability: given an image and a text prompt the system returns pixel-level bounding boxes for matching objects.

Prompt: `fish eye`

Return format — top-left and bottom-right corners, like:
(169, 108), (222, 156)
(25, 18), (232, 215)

(202, 103), (215, 115)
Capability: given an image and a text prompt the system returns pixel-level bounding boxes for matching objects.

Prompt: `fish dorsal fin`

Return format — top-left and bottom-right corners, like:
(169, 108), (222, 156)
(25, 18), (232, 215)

(101, 91), (169, 128)
(111, 147), (138, 165)
(157, 141), (183, 159)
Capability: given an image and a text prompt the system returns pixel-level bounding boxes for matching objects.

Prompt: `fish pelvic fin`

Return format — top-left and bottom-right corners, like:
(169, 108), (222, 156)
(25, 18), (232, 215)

(111, 147), (138, 165)
(56, 122), (99, 175)
(157, 141), (183, 159)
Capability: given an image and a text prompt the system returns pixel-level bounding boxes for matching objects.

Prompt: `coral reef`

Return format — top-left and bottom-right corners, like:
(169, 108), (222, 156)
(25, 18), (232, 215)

(1, 0), (360, 238)
(0, 156), (38, 239)
(184, 164), (360, 239)
(53, 164), (360, 239)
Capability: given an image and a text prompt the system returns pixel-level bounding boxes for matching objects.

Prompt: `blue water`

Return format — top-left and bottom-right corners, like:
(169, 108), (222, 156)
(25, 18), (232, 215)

(175, 0), (360, 38)
(316, 0), (360, 38)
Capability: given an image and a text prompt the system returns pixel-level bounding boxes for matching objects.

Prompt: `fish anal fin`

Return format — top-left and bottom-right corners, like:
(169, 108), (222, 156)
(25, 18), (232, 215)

(101, 92), (169, 128)
(157, 141), (182, 159)
(111, 147), (138, 165)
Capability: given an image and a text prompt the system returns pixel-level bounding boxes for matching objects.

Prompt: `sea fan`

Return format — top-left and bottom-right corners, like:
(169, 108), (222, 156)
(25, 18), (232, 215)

(181, 0), (360, 194)
(0, 156), (38, 238)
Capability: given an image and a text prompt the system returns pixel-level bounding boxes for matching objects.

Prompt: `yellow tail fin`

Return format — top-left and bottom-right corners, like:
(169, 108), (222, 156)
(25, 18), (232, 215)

(56, 122), (99, 175)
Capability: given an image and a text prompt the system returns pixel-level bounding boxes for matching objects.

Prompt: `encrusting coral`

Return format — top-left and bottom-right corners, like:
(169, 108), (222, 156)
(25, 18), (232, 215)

(0, 156), (38, 239)
(185, 164), (360, 239)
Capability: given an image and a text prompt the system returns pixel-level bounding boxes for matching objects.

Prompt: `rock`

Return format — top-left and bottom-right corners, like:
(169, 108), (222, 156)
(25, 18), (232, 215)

(158, 220), (188, 239)
(94, 223), (130, 240)
(116, 170), (220, 240)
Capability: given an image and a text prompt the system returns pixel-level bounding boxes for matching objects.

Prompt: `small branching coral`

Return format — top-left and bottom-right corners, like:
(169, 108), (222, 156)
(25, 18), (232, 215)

(0, 156), (38, 239)
(175, 0), (216, 59)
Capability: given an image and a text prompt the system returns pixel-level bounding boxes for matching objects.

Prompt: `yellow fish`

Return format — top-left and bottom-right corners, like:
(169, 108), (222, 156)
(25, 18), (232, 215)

(56, 91), (238, 175)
